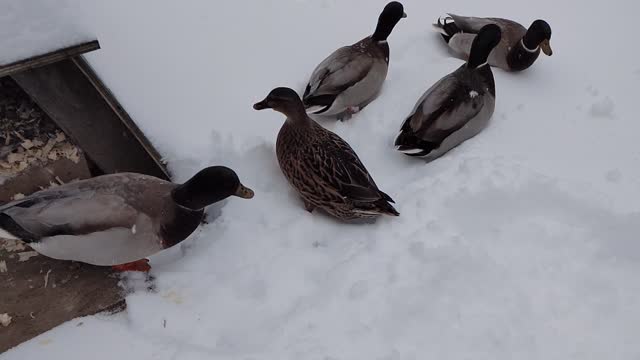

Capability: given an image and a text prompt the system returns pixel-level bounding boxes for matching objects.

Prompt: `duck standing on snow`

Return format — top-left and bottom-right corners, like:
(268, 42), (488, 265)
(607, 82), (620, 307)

(0, 167), (254, 271)
(395, 24), (502, 161)
(434, 14), (552, 72)
(302, 1), (407, 120)
(254, 87), (399, 220)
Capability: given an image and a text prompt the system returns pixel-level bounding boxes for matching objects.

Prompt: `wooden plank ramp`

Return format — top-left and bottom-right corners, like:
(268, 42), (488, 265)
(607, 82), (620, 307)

(0, 241), (126, 353)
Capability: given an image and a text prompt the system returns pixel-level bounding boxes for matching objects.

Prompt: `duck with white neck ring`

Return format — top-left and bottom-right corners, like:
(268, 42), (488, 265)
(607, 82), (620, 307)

(395, 24), (501, 161)
(0, 166), (254, 272)
(435, 14), (552, 72)
(302, 1), (407, 120)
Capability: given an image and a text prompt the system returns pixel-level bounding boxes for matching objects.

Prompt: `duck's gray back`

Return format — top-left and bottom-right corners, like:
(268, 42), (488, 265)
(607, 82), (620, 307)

(305, 37), (388, 116)
(425, 66), (495, 161)
(422, 91), (494, 163)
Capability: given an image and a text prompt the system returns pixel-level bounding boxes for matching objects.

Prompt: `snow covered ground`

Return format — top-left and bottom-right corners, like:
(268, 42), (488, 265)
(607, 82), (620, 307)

(0, 0), (92, 65)
(3, 0), (640, 359)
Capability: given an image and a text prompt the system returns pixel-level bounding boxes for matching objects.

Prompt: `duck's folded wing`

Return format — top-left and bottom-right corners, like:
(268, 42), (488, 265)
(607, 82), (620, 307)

(306, 132), (387, 203)
(407, 73), (484, 144)
(448, 14), (496, 33)
(0, 190), (138, 241)
(304, 46), (374, 103)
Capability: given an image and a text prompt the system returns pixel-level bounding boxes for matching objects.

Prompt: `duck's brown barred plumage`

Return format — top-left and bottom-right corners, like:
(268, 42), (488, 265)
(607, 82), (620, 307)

(255, 87), (398, 221)
(277, 120), (398, 220)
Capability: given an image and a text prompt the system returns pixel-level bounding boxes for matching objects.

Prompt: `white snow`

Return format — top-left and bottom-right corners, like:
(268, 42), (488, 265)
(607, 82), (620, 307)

(3, 0), (640, 359)
(589, 96), (615, 118)
(0, 0), (94, 65)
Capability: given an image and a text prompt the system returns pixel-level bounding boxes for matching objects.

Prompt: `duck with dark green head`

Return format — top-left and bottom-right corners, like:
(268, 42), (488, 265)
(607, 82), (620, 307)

(0, 166), (254, 271)
(435, 14), (552, 71)
(303, 2), (407, 120)
(395, 24), (501, 161)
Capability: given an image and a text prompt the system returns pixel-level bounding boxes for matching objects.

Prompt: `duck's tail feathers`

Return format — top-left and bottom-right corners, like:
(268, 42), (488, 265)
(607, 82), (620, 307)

(303, 94), (337, 115)
(0, 227), (18, 240)
(305, 105), (330, 115)
(394, 131), (435, 158)
(433, 16), (461, 43)
(0, 213), (34, 242)
(379, 190), (395, 204)
(376, 199), (400, 217)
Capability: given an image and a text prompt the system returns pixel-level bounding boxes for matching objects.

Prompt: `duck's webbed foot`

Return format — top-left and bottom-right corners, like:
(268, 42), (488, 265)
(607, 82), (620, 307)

(112, 258), (151, 273)
(337, 106), (361, 121)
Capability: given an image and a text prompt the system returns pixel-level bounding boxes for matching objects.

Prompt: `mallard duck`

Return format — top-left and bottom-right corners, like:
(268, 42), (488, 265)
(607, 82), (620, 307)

(395, 24), (501, 161)
(434, 14), (552, 72)
(303, 1), (407, 120)
(0, 167), (254, 271)
(254, 87), (399, 220)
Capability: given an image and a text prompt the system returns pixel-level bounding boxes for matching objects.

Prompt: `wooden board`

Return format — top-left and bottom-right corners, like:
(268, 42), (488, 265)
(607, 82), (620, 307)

(0, 41), (100, 79)
(71, 57), (168, 177)
(12, 58), (169, 179)
(0, 242), (125, 353)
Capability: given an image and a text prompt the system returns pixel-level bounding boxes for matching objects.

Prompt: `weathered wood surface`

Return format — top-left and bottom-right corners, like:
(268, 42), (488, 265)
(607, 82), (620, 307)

(0, 241), (125, 353)
(71, 57), (169, 178)
(12, 58), (169, 179)
(0, 41), (100, 79)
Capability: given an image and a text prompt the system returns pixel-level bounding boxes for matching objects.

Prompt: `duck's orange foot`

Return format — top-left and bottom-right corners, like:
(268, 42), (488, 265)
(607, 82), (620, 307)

(112, 259), (151, 273)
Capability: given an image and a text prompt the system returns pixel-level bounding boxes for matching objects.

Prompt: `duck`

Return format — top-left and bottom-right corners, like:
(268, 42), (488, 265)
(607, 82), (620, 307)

(395, 24), (501, 161)
(302, 1), (407, 120)
(0, 166), (254, 271)
(434, 14), (552, 72)
(254, 87), (399, 220)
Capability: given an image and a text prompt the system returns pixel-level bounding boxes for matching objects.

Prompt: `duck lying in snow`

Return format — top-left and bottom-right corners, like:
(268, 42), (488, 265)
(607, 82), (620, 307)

(395, 24), (501, 161)
(0, 167), (254, 272)
(435, 14), (552, 72)
(303, 1), (407, 120)
(254, 87), (399, 221)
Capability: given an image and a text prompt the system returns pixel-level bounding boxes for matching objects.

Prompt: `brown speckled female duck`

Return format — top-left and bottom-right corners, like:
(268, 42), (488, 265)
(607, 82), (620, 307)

(254, 87), (399, 221)
(303, 1), (407, 120)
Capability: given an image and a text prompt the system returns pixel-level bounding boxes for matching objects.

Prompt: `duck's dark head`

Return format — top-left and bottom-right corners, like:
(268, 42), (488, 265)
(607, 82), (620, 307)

(253, 87), (305, 116)
(372, 1), (407, 42)
(172, 166), (254, 210)
(523, 20), (552, 55)
(467, 24), (502, 69)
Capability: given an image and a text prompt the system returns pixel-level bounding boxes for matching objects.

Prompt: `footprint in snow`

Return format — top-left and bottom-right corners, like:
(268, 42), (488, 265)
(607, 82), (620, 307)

(589, 97), (615, 119)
